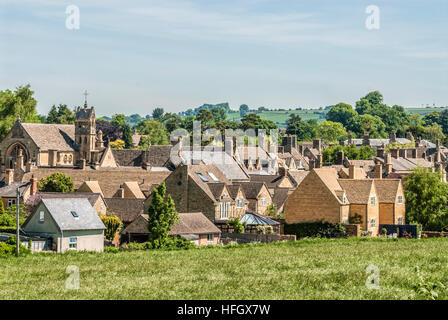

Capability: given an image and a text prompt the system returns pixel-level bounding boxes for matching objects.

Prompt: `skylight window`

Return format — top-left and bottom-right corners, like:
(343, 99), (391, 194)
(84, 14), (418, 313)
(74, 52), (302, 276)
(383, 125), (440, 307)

(208, 172), (220, 182)
(196, 172), (209, 182)
(71, 211), (79, 218)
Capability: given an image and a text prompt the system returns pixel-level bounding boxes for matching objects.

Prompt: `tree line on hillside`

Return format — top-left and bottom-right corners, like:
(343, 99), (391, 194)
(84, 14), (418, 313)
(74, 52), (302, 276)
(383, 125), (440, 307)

(286, 91), (446, 145)
(1, 85), (447, 149)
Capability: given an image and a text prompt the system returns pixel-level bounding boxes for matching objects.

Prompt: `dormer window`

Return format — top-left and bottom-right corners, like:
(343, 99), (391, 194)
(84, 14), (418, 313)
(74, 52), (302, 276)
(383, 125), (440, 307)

(370, 196), (376, 206)
(39, 211), (44, 222)
(397, 195), (403, 205)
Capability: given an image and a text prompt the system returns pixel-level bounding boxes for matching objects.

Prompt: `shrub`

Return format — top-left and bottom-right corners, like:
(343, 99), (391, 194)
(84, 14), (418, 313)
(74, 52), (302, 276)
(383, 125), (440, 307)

(284, 222), (346, 239)
(226, 217), (246, 234)
(349, 213), (363, 225)
(381, 228), (387, 236)
(104, 246), (119, 253)
(256, 225), (274, 235)
(100, 216), (122, 240)
(0, 236), (31, 256)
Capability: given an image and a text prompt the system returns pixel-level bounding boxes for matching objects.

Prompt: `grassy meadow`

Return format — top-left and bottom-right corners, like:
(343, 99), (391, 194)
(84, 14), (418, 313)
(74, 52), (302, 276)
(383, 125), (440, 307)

(1, 238), (448, 300)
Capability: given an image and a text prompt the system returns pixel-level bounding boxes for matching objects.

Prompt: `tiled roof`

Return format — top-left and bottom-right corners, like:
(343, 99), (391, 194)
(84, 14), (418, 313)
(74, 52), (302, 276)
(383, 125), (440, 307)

(226, 184), (243, 200)
(0, 182), (29, 198)
(287, 170), (309, 187)
(169, 212), (222, 235)
(272, 188), (290, 210)
(25, 192), (101, 209)
(312, 168), (345, 203)
(374, 179), (401, 203)
(122, 212), (221, 235)
(235, 181), (265, 199)
(21, 123), (77, 151)
(338, 179), (375, 204)
(22, 167), (170, 198)
(248, 174), (286, 189)
(207, 183), (226, 200)
(104, 198), (144, 224)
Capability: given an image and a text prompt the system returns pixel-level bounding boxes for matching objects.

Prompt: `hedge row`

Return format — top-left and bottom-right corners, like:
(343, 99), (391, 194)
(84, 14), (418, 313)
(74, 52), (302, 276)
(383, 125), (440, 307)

(284, 222), (346, 239)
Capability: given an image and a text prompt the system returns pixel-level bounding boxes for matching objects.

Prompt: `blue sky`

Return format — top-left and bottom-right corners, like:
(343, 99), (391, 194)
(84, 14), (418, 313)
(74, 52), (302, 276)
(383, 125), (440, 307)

(0, 0), (447, 116)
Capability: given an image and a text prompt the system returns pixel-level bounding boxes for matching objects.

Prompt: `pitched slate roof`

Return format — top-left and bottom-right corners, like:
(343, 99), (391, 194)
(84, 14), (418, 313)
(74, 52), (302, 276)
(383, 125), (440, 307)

(28, 198), (105, 231)
(21, 167), (170, 198)
(21, 123), (77, 151)
(77, 181), (104, 196)
(374, 179), (401, 203)
(235, 182), (265, 199)
(122, 212), (221, 235)
(104, 198), (144, 224)
(185, 164), (231, 202)
(207, 183), (226, 200)
(0, 182), (29, 198)
(312, 168), (345, 203)
(226, 184), (243, 200)
(122, 181), (146, 199)
(169, 212), (222, 235)
(272, 188), (290, 210)
(248, 174), (288, 189)
(338, 179), (375, 204)
(173, 148), (249, 181)
(287, 170), (309, 187)
(25, 192), (101, 209)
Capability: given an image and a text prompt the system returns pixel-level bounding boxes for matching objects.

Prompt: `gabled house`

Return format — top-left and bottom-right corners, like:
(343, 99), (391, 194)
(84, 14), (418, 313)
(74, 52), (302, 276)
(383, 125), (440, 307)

(145, 164), (248, 223)
(112, 181), (146, 199)
(338, 179), (379, 234)
(285, 167), (405, 236)
(22, 198), (105, 252)
(285, 168), (350, 226)
(233, 181), (272, 215)
(104, 197), (144, 228)
(374, 179), (405, 225)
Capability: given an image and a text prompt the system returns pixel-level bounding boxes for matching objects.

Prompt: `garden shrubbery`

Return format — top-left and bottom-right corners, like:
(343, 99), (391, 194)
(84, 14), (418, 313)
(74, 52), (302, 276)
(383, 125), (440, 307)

(284, 222), (346, 239)
(0, 236), (31, 257)
(120, 236), (195, 251)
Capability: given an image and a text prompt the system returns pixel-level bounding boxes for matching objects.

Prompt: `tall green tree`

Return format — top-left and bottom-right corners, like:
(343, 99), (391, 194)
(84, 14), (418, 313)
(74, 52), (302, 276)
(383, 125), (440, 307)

(152, 108), (164, 121)
(46, 104), (75, 124)
(286, 114), (317, 141)
(0, 85), (40, 140)
(239, 104), (249, 117)
(122, 124), (134, 149)
(147, 183), (179, 248)
(111, 114), (126, 127)
(38, 173), (74, 193)
(316, 120), (347, 143)
(135, 120), (169, 146)
(404, 167), (448, 231)
(325, 103), (357, 128)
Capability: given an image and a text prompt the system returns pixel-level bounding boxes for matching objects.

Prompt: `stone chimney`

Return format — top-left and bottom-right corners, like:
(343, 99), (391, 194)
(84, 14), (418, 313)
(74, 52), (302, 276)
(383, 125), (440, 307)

(309, 159), (315, 170)
(313, 139), (322, 152)
(316, 154), (322, 168)
(279, 166), (288, 177)
(385, 152), (392, 174)
(362, 132), (370, 146)
(348, 131), (353, 145)
(389, 132), (397, 144)
(390, 148), (399, 159)
(5, 169), (14, 185)
(406, 132), (414, 142)
(337, 150), (344, 165)
(30, 175), (38, 196)
(282, 135), (297, 153)
(374, 162), (382, 179)
(349, 164), (355, 179)
(376, 145), (385, 158)
(225, 137), (234, 157)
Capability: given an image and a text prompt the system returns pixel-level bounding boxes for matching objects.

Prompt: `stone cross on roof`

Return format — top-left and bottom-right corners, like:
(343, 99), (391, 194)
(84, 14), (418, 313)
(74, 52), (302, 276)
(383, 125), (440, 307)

(83, 90), (89, 108)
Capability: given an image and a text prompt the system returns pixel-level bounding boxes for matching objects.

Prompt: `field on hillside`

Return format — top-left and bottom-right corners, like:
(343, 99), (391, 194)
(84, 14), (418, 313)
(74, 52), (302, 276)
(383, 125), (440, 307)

(1, 238), (448, 300)
(226, 107), (448, 128)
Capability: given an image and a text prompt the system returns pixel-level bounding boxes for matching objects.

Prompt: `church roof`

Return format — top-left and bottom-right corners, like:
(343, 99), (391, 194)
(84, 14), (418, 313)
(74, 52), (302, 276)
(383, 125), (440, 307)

(21, 123), (77, 151)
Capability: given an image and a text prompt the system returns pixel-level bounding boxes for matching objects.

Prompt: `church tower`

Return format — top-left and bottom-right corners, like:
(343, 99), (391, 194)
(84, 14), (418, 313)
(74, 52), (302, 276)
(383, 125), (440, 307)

(75, 96), (97, 164)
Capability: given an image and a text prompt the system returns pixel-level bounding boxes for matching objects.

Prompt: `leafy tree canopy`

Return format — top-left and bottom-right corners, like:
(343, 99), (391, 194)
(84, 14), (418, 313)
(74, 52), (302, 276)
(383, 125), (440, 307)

(38, 173), (74, 193)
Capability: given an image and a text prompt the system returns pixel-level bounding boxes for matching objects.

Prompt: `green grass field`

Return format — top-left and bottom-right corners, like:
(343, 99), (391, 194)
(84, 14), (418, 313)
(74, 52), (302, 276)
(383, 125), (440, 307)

(1, 238), (448, 300)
